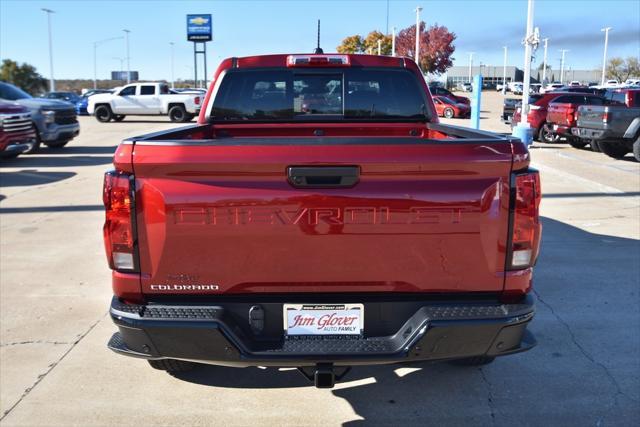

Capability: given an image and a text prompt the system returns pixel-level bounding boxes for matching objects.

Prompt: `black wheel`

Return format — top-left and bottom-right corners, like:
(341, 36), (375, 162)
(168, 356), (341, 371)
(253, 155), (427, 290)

(633, 136), (640, 162)
(148, 359), (196, 373)
(45, 139), (69, 149)
(168, 105), (188, 122)
(449, 356), (496, 366)
(23, 130), (42, 154)
(94, 105), (113, 122)
(599, 141), (629, 159)
(537, 123), (558, 143)
(443, 108), (455, 119)
(590, 140), (601, 152)
(114, 115), (126, 122)
(568, 139), (588, 149)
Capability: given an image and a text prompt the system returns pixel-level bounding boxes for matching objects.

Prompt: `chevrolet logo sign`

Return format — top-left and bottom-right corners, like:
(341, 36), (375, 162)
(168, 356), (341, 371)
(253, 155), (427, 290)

(189, 17), (209, 25)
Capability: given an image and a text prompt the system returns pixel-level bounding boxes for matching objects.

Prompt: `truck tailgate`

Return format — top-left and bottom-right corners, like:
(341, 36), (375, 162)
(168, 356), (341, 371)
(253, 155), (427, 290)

(131, 138), (514, 295)
(577, 106), (608, 129)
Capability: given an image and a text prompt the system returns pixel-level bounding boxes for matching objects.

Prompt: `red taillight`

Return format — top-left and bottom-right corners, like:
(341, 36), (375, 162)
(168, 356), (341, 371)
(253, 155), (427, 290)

(509, 171), (542, 270)
(603, 111), (609, 123)
(103, 170), (137, 272)
(564, 107), (574, 125)
(194, 96), (200, 105)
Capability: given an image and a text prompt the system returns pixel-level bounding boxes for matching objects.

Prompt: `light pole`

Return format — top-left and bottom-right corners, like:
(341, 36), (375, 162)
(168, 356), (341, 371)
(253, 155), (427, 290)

(600, 27), (612, 85)
(123, 29), (131, 83)
(520, 0), (535, 127)
(415, 6), (422, 70)
(468, 52), (474, 83)
(41, 8), (55, 91)
(541, 38), (548, 84)
(93, 36), (123, 89)
(559, 49), (569, 84)
(502, 46), (508, 95)
(170, 42), (175, 89)
(392, 27), (396, 57)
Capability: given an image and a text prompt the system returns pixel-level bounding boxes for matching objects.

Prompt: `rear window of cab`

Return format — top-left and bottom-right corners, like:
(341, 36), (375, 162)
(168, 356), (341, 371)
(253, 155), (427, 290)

(209, 68), (429, 122)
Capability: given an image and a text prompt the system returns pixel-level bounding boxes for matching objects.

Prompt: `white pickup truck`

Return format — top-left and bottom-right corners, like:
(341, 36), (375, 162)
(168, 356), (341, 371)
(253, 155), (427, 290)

(87, 82), (201, 123)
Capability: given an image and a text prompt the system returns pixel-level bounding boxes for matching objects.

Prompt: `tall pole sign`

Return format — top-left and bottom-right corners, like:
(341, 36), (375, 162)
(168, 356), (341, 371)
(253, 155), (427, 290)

(187, 14), (212, 88)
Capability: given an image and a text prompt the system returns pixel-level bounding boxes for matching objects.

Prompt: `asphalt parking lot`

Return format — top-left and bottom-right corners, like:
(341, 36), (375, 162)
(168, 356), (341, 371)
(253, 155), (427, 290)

(1, 91), (639, 426)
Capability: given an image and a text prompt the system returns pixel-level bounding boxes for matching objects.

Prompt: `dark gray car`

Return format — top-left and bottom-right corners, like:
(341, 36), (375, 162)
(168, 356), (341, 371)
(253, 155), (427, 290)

(0, 81), (80, 152)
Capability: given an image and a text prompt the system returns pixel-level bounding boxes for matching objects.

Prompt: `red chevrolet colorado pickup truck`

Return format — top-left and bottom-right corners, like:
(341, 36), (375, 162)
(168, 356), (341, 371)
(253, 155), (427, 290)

(105, 54), (541, 388)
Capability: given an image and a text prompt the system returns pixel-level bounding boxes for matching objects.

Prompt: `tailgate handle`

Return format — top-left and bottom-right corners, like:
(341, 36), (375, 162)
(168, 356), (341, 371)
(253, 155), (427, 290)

(287, 166), (359, 188)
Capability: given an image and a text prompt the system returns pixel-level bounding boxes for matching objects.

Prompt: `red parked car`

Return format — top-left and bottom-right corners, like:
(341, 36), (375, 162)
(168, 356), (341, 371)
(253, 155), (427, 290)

(545, 93), (606, 148)
(104, 53), (540, 388)
(512, 91), (601, 143)
(0, 102), (36, 158)
(428, 84), (471, 105)
(432, 95), (471, 118)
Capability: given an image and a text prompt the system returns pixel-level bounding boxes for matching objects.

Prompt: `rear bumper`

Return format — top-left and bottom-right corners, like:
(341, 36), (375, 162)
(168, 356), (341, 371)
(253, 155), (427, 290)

(571, 127), (607, 140)
(108, 294), (536, 367)
(551, 124), (572, 136)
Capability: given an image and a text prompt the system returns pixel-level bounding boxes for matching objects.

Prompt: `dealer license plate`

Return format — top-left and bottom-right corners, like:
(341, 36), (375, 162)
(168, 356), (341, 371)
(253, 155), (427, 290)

(284, 304), (364, 336)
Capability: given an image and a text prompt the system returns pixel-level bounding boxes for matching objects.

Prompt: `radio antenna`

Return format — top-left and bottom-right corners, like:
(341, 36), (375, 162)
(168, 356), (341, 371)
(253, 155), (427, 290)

(314, 19), (324, 54)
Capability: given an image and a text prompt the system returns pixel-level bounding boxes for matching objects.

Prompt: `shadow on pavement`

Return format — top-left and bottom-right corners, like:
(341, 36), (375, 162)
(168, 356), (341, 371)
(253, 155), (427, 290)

(163, 216), (639, 424)
(102, 120), (190, 124)
(0, 169), (76, 187)
(0, 155), (112, 168)
(543, 191), (640, 198)
(0, 204), (102, 213)
(39, 145), (119, 155)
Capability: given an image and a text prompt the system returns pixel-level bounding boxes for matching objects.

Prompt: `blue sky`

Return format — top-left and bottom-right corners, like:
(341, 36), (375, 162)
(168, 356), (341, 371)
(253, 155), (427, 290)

(1, 0), (638, 81)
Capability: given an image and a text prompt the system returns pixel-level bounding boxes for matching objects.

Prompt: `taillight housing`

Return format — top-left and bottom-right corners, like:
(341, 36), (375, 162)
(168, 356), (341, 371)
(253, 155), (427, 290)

(103, 170), (138, 272)
(509, 170), (542, 270)
(194, 96), (200, 105)
(565, 108), (575, 126)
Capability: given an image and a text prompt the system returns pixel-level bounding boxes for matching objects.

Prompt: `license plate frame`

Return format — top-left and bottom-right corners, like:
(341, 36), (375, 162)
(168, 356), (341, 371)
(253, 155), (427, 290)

(283, 303), (364, 336)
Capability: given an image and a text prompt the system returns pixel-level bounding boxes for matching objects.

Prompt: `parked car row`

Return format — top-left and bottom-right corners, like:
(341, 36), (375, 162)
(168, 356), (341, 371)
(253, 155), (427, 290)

(0, 81), (80, 159)
(507, 86), (639, 161)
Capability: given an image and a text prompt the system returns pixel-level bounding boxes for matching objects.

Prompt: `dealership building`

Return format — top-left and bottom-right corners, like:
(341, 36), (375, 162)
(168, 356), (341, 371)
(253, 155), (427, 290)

(436, 65), (603, 87)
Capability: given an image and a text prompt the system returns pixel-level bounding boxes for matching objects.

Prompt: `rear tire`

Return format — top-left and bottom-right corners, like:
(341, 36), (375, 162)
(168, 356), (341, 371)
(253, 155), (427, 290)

(590, 140), (601, 152)
(633, 137), (640, 162)
(537, 123), (558, 143)
(568, 139), (587, 149)
(94, 105), (113, 122)
(449, 356), (496, 366)
(444, 108), (454, 119)
(114, 115), (126, 122)
(168, 105), (188, 122)
(148, 359), (196, 373)
(599, 141), (630, 159)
